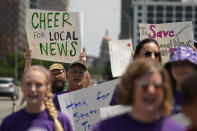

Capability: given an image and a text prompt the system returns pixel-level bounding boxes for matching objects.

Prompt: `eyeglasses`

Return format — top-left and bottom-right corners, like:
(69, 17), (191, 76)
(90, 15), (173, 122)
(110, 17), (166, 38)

(144, 50), (160, 59)
(138, 80), (163, 91)
(69, 69), (85, 75)
(51, 71), (63, 77)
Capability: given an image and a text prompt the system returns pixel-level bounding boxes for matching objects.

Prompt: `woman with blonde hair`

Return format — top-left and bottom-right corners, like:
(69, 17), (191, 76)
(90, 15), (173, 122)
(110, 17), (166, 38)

(0, 66), (73, 131)
(93, 58), (184, 131)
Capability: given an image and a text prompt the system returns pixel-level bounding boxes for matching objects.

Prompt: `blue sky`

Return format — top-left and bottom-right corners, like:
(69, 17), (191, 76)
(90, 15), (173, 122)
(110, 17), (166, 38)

(70, 0), (121, 57)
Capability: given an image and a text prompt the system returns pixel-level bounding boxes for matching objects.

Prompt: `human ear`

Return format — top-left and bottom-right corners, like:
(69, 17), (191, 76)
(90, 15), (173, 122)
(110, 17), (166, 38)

(46, 85), (51, 92)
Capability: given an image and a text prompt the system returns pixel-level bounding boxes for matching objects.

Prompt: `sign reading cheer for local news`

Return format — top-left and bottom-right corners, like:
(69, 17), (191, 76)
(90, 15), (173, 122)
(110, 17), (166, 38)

(58, 79), (119, 131)
(109, 39), (133, 77)
(26, 9), (83, 63)
(139, 21), (193, 64)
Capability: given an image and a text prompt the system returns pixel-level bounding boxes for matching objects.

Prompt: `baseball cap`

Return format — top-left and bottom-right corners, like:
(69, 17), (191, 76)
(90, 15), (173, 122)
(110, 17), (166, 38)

(68, 61), (87, 70)
(49, 63), (65, 71)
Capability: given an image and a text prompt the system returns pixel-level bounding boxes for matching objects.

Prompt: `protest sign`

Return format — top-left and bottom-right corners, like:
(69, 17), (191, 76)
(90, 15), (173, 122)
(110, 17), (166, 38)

(171, 113), (191, 128)
(58, 79), (119, 131)
(109, 39), (133, 77)
(100, 105), (131, 120)
(26, 9), (83, 63)
(139, 21), (193, 64)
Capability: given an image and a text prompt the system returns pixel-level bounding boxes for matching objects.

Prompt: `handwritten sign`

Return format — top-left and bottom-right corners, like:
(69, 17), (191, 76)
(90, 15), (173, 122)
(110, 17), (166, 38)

(109, 39), (133, 77)
(58, 79), (119, 131)
(139, 21), (194, 64)
(100, 105), (131, 120)
(26, 9), (83, 63)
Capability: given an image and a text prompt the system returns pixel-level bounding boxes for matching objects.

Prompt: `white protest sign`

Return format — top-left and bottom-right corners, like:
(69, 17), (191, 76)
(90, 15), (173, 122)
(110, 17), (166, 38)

(100, 105), (131, 120)
(58, 79), (119, 131)
(109, 39), (133, 77)
(171, 113), (191, 128)
(139, 21), (193, 64)
(26, 9), (83, 63)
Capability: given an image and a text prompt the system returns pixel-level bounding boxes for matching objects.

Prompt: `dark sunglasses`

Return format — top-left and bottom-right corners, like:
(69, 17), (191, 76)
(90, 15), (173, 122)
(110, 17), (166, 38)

(138, 80), (163, 91)
(144, 50), (160, 59)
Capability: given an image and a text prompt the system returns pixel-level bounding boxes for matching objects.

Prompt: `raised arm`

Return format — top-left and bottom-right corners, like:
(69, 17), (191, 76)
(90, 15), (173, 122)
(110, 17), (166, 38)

(79, 52), (86, 63)
(24, 49), (32, 73)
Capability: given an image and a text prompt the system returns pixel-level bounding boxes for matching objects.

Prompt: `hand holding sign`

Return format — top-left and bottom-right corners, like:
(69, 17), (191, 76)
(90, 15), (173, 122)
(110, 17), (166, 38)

(26, 9), (83, 63)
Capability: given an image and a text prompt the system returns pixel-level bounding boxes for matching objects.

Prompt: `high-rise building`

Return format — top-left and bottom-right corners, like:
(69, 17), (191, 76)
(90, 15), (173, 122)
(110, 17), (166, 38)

(0, 0), (29, 61)
(0, 0), (69, 62)
(120, 0), (197, 49)
(119, 0), (132, 39)
(30, 0), (69, 11)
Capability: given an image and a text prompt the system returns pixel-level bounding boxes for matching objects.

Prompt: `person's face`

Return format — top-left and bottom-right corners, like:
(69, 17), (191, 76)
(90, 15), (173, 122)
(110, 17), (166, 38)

(171, 60), (196, 84)
(50, 69), (66, 88)
(133, 71), (164, 114)
(182, 101), (197, 129)
(67, 65), (86, 91)
(21, 70), (49, 106)
(138, 42), (160, 61)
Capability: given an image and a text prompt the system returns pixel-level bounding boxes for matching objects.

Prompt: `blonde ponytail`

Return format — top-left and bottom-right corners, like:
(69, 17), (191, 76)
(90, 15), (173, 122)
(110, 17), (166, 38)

(44, 92), (64, 131)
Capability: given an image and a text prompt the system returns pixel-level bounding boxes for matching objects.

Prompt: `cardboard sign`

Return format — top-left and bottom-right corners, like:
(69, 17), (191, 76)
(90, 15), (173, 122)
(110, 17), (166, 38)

(139, 21), (194, 64)
(26, 9), (83, 63)
(58, 79), (119, 131)
(100, 105), (131, 120)
(109, 39), (133, 77)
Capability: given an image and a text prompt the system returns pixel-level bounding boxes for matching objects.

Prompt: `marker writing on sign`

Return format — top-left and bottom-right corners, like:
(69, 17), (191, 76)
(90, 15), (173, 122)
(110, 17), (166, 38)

(148, 25), (174, 39)
(81, 121), (94, 131)
(49, 31), (78, 41)
(175, 24), (189, 38)
(31, 12), (72, 29)
(73, 109), (99, 123)
(96, 91), (110, 101)
(40, 41), (78, 57)
(65, 96), (88, 112)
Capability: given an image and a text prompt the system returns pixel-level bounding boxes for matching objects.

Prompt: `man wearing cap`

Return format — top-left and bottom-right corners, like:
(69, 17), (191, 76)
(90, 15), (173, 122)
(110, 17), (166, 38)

(49, 63), (67, 94)
(66, 61), (87, 91)
(52, 60), (87, 110)
(24, 49), (87, 94)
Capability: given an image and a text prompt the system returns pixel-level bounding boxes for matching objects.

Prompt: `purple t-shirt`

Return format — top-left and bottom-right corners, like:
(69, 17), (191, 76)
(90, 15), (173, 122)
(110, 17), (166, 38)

(53, 90), (69, 111)
(0, 108), (73, 131)
(171, 90), (182, 116)
(93, 113), (185, 131)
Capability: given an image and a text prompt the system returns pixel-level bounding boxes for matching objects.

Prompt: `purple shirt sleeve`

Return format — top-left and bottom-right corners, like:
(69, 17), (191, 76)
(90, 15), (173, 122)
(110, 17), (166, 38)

(57, 111), (73, 131)
(53, 90), (69, 111)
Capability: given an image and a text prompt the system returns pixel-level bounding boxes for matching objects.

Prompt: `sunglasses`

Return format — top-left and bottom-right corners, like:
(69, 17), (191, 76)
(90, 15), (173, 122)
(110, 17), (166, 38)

(138, 80), (163, 91)
(144, 50), (160, 59)
(69, 69), (85, 75)
(51, 71), (63, 76)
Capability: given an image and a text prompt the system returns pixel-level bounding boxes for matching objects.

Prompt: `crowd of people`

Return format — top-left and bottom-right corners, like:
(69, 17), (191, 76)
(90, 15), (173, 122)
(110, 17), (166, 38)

(0, 36), (197, 131)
